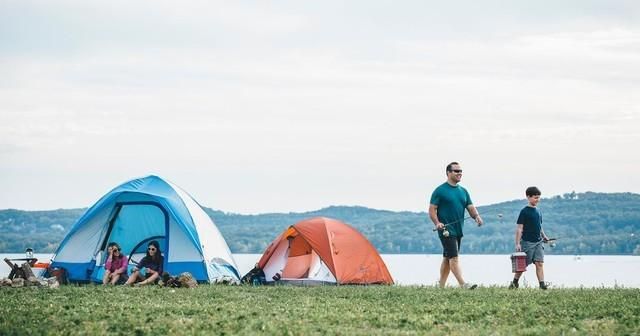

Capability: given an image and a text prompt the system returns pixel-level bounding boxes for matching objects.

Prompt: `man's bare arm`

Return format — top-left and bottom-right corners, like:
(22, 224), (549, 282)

(466, 204), (483, 226)
(429, 204), (444, 230)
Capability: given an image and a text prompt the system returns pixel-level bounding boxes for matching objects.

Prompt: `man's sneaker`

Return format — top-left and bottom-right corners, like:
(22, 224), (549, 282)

(539, 282), (550, 290)
(508, 281), (519, 289)
(462, 283), (478, 290)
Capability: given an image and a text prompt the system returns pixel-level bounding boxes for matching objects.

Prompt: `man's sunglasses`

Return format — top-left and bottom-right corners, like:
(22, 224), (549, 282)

(448, 169), (463, 173)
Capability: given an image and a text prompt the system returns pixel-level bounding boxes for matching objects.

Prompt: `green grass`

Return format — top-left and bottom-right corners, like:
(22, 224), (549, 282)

(1, 285), (639, 335)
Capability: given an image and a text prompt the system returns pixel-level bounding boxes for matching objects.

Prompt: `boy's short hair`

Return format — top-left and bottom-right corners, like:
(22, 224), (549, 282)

(526, 186), (541, 197)
(446, 162), (459, 173)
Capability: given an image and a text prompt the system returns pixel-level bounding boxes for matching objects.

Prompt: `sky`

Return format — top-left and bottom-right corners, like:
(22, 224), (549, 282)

(1, 0), (639, 214)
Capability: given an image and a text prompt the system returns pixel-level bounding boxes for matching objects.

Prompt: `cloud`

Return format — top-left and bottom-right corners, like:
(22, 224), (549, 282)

(0, 0), (308, 56)
(0, 1), (639, 212)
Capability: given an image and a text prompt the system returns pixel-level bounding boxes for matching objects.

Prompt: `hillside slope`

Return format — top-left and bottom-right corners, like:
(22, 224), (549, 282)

(1, 192), (639, 254)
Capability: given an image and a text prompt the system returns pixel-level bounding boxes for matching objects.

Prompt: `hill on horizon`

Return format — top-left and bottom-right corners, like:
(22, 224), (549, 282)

(1, 192), (639, 255)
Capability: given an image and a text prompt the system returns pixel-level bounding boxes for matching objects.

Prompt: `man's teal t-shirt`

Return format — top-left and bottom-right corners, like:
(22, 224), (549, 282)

(430, 182), (472, 238)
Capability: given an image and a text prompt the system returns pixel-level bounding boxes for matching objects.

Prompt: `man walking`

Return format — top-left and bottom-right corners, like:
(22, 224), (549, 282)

(429, 162), (483, 289)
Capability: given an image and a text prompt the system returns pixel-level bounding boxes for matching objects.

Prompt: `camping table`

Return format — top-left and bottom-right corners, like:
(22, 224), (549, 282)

(3, 257), (38, 280)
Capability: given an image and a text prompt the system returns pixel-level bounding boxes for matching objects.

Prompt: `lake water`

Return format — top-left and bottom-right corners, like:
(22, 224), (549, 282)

(2, 253), (639, 288)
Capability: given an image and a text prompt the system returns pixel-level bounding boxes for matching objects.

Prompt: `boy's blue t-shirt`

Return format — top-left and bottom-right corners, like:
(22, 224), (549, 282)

(517, 206), (542, 242)
(430, 182), (472, 238)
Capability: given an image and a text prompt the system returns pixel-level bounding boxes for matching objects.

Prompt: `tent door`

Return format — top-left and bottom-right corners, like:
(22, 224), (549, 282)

(91, 202), (169, 282)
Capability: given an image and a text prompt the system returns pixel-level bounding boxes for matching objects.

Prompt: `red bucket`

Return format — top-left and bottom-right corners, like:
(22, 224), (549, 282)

(510, 252), (527, 273)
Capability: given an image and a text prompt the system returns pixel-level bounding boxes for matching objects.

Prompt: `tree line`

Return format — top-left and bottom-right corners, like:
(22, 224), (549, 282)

(1, 192), (639, 255)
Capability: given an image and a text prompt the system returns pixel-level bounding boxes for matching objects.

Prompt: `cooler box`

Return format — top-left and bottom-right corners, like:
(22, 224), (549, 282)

(32, 262), (50, 278)
(510, 252), (527, 273)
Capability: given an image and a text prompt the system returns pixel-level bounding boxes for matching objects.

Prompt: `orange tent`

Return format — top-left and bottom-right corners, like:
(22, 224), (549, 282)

(256, 217), (393, 285)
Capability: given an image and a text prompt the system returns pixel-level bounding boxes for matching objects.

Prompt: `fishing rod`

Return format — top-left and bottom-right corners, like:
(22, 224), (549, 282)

(431, 209), (503, 232)
(544, 237), (559, 248)
(431, 215), (484, 238)
(431, 216), (473, 232)
(432, 217), (478, 238)
(431, 209), (504, 238)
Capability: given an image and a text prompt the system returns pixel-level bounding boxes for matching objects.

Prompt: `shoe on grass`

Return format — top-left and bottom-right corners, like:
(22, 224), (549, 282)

(539, 282), (550, 290)
(462, 283), (478, 290)
(508, 281), (519, 289)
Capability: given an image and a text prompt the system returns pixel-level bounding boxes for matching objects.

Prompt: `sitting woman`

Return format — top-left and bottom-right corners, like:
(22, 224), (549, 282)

(125, 240), (164, 286)
(103, 242), (128, 285)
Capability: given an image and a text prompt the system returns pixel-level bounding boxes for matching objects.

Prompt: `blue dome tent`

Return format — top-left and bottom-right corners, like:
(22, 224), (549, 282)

(50, 175), (239, 283)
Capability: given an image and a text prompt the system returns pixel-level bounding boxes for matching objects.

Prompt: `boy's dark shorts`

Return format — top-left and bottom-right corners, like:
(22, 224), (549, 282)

(440, 236), (462, 258)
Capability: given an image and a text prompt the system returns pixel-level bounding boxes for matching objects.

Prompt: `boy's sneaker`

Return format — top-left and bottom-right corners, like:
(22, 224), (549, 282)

(508, 281), (519, 289)
(462, 283), (478, 290)
(539, 282), (550, 290)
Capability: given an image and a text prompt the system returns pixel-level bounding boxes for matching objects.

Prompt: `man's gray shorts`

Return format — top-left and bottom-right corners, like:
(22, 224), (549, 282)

(521, 240), (544, 265)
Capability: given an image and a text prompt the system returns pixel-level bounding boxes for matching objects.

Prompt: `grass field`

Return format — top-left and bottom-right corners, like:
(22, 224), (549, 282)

(1, 285), (639, 335)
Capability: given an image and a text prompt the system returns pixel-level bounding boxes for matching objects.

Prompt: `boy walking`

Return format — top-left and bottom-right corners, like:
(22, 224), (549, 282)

(510, 186), (550, 290)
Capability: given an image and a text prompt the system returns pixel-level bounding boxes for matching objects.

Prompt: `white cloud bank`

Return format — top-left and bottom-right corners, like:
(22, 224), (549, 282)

(0, 1), (639, 213)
